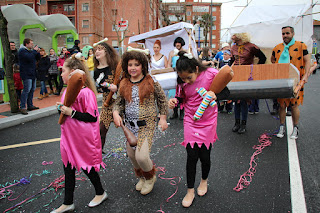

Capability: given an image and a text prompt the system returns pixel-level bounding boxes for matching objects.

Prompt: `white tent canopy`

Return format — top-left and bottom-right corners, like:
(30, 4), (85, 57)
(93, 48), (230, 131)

(128, 22), (198, 60)
(229, 4), (313, 52)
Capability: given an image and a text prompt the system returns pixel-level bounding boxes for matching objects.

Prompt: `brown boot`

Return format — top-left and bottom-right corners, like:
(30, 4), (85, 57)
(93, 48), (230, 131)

(38, 94), (44, 100)
(134, 168), (145, 191)
(141, 166), (157, 195)
(48, 90), (54, 95)
(44, 93), (49, 98)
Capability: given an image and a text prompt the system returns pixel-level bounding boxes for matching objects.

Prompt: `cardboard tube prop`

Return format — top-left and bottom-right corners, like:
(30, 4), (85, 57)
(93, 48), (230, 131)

(194, 92), (214, 120)
(209, 65), (234, 93)
(196, 87), (217, 107)
(193, 65), (233, 121)
(120, 122), (137, 147)
(104, 62), (122, 107)
(58, 71), (86, 124)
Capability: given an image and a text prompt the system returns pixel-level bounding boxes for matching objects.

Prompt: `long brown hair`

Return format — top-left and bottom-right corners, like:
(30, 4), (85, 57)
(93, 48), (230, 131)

(93, 42), (119, 71)
(64, 54), (97, 95)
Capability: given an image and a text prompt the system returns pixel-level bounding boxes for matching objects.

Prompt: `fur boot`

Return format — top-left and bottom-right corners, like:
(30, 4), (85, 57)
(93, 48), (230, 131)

(141, 166), (157, 195)
(134, 168), (145, 191)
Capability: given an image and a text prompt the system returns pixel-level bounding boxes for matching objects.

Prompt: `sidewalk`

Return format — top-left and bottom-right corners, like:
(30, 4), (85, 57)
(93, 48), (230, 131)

(0, 87), (102, 130)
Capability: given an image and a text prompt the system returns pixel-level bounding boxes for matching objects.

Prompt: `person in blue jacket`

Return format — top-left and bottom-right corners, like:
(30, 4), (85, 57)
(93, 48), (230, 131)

(18, 38), (40, 115)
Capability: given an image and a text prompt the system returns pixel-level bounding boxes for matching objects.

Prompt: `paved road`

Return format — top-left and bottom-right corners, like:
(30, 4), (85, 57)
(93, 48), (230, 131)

(0, 74), (319, 213)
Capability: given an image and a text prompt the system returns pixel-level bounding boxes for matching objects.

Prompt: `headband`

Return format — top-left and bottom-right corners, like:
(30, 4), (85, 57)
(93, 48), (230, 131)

(93, 38), (108, 47)
(127, 46), (150, 55)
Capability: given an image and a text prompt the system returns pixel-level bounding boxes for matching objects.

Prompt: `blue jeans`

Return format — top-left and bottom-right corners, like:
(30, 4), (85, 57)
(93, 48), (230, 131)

(40, 81), (47, 95)
(248, 99), (259, 112)
(20, 79), (36, 109)
(234, 100), (248, 121)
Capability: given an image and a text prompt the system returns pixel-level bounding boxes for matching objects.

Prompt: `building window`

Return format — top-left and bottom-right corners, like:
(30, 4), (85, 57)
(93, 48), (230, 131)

(212, 44), (216, 48)
(64, 4), (75, 12)
(169, 15), (178, 22)
(112, 40), (118, 47)
(82, 3), (89, 12)
(212, 25), (216, 30)
(212, 16), (216, 21)
(82, 20), (89, 28)
(212, 35), (216, 39)
(112, 24), (117, 31)
(186, 11), (191, 16)
(212, 7), (216, 12)
(187, 20), (191, 23)
(112, 9), (117, 16)
(52, 5), (57, 9)
(83, 36), (89, 44)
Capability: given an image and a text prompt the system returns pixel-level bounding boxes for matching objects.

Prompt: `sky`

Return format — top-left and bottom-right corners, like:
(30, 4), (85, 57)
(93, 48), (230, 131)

(162, 0), (318, 41)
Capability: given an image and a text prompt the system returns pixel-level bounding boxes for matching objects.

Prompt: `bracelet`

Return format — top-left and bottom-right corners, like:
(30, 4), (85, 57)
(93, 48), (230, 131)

(57, 104), (63, 111)
(71, 110), (76, 118)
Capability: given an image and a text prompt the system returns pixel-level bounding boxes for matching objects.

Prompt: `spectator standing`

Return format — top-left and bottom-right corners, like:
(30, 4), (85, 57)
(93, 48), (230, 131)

(272, 26), (311, 139)
(230, 33), (266, 134)
(10, 41), (19, 65)
(86, 48), (94, 78)
(18, 38), (40, 115)
(37, 48), (51, 100)
(68, 40), (81, 55)
(13, 64), (23, 103)
(48, 48), (59, 95)
(56, 47), (70, 95)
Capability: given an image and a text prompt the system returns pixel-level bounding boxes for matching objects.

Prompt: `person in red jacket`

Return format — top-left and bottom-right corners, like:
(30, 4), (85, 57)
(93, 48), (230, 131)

(13, 64), (23, 102)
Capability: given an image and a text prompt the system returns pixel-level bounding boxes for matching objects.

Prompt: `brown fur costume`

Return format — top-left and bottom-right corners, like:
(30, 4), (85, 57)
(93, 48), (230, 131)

(119, 74), (154, 104)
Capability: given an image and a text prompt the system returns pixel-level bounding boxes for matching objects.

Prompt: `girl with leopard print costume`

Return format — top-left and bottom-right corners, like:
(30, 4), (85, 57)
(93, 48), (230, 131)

(113, 50), (168, 195)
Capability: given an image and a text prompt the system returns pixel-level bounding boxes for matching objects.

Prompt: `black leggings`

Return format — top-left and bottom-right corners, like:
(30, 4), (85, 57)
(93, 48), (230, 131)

(186, 143), (212, 188)
(63, 163), (104, 205)
(48, 74), (58, 91)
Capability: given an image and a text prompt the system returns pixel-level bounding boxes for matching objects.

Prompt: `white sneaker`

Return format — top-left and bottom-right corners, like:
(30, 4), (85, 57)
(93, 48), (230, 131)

(290, 127), (299, 139)
(276, 125), (285, 138)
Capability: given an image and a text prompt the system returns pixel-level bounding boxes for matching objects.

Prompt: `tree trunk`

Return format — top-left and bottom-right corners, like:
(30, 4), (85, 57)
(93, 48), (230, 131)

(0, 10), (18, 113)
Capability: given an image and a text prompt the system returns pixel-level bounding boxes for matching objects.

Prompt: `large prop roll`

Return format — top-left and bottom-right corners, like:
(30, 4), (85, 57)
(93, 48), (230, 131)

(227, 63), (300, 99)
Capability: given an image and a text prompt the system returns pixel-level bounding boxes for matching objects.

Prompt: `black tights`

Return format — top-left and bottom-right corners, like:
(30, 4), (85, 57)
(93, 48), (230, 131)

(63, 163), (104, 205)
(186, 143), (212, 188)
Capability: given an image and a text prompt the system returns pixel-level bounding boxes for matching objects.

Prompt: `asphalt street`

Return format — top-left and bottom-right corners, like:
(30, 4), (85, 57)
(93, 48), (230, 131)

(0, 73), (319, 213)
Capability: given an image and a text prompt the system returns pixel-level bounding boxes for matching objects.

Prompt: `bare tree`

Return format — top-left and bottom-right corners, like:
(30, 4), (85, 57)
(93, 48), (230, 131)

(100, 0), (133, 55)
(0, 10), (18, 112)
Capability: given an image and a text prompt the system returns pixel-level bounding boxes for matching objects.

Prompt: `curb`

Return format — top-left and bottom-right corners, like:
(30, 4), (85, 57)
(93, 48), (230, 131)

(0, 94), (103, 130)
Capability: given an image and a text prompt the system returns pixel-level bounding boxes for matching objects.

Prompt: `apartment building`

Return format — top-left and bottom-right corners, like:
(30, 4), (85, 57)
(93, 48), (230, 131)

(1, 0), (162, 49)
(162, 0), (221, 49)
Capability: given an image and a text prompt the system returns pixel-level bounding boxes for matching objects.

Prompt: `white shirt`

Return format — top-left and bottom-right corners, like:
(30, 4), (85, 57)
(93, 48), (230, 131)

(150, 55), (165, 71)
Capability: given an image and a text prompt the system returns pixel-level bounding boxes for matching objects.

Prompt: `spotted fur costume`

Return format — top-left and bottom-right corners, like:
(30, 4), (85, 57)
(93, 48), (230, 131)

(113, 75), (168, 150)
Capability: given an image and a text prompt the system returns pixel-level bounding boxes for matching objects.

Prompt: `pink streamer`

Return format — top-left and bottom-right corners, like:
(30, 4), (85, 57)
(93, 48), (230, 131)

(233, 133), (272, 192)
(156, 166), (181, 213)
(163, 143), (176, 148)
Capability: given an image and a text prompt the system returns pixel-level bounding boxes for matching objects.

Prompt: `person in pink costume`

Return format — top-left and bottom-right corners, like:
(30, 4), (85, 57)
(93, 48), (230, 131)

(168, 51), (218, 208)
(52, 55), (107, 213)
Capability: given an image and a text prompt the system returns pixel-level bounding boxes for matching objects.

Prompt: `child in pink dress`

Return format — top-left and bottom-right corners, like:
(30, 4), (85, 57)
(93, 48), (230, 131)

(52, 55), (107, 213)
(168, 51), (218, 208)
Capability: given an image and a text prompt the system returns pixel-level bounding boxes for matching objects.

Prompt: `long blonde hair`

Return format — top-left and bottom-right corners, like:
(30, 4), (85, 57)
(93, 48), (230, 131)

(64, 54), (97, 95)
(233, 33), (251, 44)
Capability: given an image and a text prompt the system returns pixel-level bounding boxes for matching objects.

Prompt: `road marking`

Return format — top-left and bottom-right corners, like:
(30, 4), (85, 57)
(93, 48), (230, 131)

(286, 116), (307, 213)
(0, 138), (60, 151)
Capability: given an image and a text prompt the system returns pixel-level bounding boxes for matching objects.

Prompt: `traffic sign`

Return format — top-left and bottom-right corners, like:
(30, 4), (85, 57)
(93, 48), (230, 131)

(118, 20), (128, 31)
